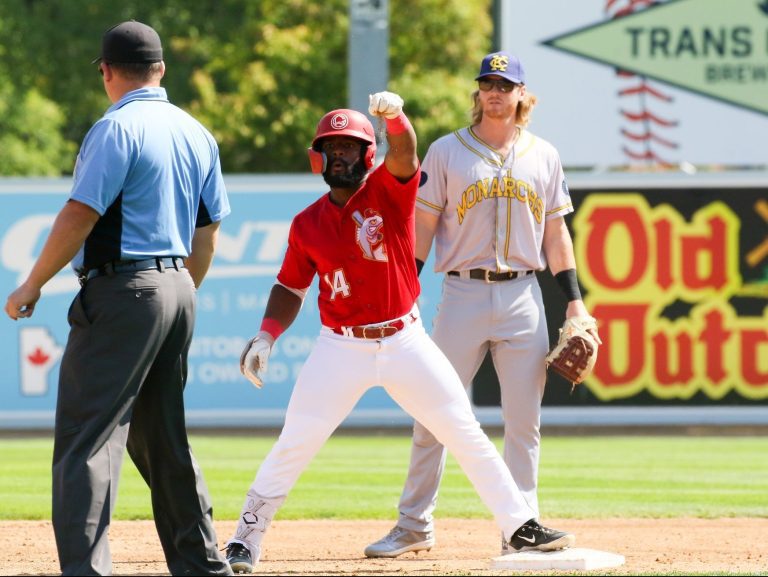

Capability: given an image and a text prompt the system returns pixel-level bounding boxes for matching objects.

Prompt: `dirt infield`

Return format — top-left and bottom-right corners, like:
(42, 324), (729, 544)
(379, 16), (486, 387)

(3, 517), (767, 575)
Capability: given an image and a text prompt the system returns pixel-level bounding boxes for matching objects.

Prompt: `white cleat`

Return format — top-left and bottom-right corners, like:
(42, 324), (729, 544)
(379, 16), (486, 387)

(364, 526), (436, 558)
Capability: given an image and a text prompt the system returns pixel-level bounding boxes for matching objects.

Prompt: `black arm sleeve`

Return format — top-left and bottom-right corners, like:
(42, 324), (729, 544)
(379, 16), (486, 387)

(554, 268), (582, 301)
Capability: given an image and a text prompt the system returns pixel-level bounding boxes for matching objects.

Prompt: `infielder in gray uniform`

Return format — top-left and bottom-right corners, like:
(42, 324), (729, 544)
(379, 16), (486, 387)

(365, 51), (601, 558)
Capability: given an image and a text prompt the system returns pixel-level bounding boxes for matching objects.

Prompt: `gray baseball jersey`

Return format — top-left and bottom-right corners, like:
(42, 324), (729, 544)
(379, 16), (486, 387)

(416, 126), (573, 272)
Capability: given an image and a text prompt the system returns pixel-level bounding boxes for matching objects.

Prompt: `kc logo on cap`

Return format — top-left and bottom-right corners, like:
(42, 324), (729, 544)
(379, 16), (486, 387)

(488, 54), (509, 73)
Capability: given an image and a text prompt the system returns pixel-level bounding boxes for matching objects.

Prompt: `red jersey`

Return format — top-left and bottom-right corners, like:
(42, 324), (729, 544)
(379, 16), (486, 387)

(277, 164), (421, 328)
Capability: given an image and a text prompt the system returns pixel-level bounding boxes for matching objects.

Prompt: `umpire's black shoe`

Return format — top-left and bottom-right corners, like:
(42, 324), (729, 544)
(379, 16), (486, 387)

(226, 542), (254, 574)
(508, 519), (575, 552)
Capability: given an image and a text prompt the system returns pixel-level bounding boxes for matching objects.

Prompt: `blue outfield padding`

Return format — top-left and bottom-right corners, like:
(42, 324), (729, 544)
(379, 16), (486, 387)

(0, 175), (444, 429)
(1, 173), (766, 429)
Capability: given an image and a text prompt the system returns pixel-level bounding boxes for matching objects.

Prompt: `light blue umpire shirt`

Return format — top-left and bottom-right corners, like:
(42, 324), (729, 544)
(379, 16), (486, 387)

(69, 86), (230, 272)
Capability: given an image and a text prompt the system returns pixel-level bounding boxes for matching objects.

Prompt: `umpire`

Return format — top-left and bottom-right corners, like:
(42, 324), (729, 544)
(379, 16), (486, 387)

(4, 21), (232, 576)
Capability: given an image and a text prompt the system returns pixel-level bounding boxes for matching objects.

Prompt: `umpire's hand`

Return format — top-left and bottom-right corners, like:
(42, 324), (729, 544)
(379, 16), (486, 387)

(5, 282), (40, 320)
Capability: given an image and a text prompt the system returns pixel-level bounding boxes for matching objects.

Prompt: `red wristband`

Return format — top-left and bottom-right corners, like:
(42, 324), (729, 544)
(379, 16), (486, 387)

(260, 317), (285, 341)
(385, 112), (412, 135)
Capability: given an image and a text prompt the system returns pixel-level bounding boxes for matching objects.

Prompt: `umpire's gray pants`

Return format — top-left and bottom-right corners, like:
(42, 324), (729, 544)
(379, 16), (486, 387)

(52, 267), (231, 576)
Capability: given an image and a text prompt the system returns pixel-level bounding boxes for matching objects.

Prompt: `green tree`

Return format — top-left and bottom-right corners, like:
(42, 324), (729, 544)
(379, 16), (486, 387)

(186, 0), (350, 172)
(388, 0), (491, 160)
(0, 0), (492, 174)
(0, 12), (75, 175)
(0, 80), (76, 176)
(186, 0), (491, 171)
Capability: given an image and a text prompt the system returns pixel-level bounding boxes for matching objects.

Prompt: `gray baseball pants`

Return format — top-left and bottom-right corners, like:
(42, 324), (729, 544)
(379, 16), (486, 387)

(396, 273), (548, 532)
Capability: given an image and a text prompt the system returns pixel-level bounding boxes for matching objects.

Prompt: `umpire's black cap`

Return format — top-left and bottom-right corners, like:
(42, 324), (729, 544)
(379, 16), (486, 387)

(92, 20), (163, 64)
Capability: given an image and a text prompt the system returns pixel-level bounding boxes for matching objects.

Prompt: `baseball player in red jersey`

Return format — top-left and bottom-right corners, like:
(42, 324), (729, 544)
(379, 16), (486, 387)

(223, 92), (575, 574)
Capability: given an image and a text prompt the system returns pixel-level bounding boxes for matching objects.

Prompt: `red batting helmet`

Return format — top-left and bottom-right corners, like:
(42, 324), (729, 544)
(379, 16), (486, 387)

(308, 109), (377, 173)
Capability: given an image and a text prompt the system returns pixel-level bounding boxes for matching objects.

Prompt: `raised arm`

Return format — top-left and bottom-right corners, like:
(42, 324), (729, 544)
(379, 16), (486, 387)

(368, 91), (418, 182)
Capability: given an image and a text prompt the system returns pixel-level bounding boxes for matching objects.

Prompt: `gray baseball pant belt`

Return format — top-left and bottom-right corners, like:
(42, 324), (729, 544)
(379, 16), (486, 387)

(447, 269), (535, 282)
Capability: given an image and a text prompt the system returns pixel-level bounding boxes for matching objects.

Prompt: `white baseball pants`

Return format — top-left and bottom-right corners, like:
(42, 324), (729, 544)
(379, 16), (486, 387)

(231, 315), (535, 555)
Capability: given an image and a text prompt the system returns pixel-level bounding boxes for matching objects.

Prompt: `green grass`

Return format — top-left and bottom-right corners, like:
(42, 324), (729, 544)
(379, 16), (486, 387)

(1, 435), (767, 521)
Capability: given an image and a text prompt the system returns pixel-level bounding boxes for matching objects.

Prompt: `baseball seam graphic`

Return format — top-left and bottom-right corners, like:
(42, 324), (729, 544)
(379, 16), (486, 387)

(607, 0), (680, 168)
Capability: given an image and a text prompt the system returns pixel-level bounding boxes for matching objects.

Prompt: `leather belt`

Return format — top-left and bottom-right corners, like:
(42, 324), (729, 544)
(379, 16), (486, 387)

(81, 256), (185, 284)
(331, 313), (417, 339)
(448, 269), (534, 282)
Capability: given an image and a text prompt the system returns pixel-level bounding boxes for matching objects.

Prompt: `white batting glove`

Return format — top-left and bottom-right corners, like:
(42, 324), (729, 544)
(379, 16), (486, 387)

(368, 91), (404, 119)
(240, 331), (275, 389)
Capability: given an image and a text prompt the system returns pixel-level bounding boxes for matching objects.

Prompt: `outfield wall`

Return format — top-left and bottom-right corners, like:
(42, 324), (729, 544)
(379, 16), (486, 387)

(1, 173), (766, 429)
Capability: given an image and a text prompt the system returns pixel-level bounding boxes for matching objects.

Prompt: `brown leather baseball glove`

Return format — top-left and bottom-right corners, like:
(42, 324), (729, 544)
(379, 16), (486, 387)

(545, 316), (599, 387)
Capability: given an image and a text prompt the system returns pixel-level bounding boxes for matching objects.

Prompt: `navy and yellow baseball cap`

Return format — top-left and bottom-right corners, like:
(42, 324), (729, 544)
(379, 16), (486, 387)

(92, 20), (163, 64)
(475, 51), (525, 84)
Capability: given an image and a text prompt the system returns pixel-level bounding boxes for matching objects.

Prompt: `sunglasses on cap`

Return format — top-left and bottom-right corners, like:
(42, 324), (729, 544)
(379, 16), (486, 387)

(478, 78), (519, 93)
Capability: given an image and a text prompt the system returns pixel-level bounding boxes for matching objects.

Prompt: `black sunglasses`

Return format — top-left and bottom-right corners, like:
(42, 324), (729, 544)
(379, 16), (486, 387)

(478, 78), (519, 93)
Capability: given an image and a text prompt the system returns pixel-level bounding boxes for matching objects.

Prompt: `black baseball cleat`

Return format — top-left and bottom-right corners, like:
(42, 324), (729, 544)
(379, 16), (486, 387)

(508, 519), (575, 552)
(225, 542), (253, 574)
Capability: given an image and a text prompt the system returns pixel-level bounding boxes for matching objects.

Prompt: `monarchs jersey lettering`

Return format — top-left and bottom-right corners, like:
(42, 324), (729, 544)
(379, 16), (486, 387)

(416, 126), (573, 273)
(277, 165), (421, 328)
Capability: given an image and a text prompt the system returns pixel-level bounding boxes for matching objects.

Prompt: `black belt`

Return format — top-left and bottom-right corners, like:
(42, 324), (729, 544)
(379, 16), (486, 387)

(447, 269), (534, 282)
(81, 257), (185, 284)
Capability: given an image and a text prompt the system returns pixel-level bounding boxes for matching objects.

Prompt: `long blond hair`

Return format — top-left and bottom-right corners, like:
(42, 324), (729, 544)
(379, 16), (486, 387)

(471, 89), (537, 127)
